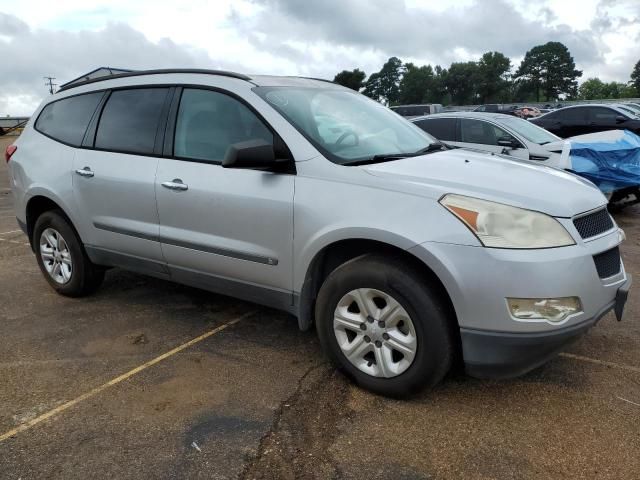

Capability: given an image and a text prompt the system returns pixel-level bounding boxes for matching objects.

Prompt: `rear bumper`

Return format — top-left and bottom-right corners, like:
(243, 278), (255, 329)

(461, 275), (632, 379)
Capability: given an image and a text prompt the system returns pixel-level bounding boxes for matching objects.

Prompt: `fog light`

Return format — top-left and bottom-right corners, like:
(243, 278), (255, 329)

(507, 297), (582, 323)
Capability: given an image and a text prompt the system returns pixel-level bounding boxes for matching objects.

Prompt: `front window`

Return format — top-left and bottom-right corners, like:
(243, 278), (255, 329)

(497, 116), (560, 145)
(254, 87), (436, 164)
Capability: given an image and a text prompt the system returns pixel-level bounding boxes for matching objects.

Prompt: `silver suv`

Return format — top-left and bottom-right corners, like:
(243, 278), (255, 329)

(6, 69), (631, 396)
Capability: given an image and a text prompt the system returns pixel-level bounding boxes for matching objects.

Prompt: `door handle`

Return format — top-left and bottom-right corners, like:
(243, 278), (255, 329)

(161, 179), (188, 191)
(75, 167), (94, 178)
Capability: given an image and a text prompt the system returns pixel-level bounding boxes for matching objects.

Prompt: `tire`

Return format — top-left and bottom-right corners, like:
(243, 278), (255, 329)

(315, 254), (454, 397)
(33, 210), (104, 296)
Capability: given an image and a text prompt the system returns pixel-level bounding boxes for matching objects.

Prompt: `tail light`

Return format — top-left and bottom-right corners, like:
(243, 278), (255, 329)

(5, 145), (17, 163)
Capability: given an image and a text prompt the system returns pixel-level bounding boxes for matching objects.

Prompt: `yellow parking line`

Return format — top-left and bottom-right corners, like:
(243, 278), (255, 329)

(0, 310), (256, 443)
(559, 352), (640, 374)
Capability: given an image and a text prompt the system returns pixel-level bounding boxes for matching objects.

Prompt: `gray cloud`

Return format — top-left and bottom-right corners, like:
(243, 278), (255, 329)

(239, 0), (605, 71)
(0, 13), (219, 115)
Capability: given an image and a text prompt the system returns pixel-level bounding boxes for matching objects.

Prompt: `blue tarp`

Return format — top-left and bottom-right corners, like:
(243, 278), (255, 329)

(569, 130), (640, 193)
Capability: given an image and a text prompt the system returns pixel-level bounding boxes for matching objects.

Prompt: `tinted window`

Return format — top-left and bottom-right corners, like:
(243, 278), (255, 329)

(174, 89), (273, 162)
(587, 107), (620, 123)
(460, 119), (512, 145)
(415, 118), (456, 141)
(35, 92), (103, 146)
(95, 88), (169, 154)
(557, 108), (586, 123)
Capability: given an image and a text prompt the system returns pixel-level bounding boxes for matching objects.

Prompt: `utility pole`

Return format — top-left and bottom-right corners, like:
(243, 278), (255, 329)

(44, 76), (57, 95)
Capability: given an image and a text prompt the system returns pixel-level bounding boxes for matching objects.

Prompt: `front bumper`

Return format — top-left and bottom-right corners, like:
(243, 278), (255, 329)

(461, 275), (631, 379)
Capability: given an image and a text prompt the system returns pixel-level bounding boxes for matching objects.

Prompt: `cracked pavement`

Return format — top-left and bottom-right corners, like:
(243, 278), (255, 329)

(0, 136), (639, 479)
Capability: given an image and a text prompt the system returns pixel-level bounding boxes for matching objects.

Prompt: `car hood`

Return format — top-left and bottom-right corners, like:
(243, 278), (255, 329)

(363, 149), (605, 217)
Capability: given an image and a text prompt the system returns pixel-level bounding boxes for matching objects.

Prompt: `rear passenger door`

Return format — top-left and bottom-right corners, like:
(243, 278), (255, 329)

(155, 87), (295, 310)
(73, 87), (172, 274)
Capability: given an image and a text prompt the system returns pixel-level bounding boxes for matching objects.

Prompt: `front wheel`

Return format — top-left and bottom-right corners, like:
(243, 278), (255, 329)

(33, 210), (104, 296)
(315, 254), (454, 397)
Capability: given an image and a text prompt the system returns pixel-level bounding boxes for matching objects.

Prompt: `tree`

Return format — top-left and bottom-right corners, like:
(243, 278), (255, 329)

(445, 61), (479, 105)
(333, 69), (366, 91)
(515, 41), (582, 101)
(362, 57), (404, 105)
(579, 78), (606, 100)
(398, 63), (434, 104)
(579, 78), (637, 100)
(631, 59), (640, 94)
(477, 52), (511, 103)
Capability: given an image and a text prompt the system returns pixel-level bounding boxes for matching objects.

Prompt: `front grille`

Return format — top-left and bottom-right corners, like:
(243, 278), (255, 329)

(593, 247), (621, 279)
(573, 208), (614, 239)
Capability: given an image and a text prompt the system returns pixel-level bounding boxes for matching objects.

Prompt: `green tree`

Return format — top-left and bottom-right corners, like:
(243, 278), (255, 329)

(579, 78), (606, 99)
(362, 57), (404, 105)
(477, 51), (511, 103)
(630, 59), (640, 93)
(515, 41), (582, 101)
(398, 63), (434, 104)
(333, 68), (366, 91)
(445, 61), (479, 105)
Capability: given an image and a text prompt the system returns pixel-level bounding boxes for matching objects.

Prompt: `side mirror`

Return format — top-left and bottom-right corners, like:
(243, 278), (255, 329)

(222, 139), (277, 169)
(497, 136), (521, 149)
(615, 115), (626, 123)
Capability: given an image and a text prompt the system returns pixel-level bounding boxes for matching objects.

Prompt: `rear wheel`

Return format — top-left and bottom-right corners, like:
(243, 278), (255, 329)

(33, 210), (104, 296)
(315, 254), (454, 397)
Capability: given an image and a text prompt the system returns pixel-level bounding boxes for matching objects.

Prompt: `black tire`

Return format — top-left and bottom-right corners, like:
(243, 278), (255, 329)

(315, 254), (454, 397)
(33, 210), (104, 297)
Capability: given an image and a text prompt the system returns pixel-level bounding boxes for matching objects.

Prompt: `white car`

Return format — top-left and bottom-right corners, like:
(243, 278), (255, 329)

(411, 112), (570, 168)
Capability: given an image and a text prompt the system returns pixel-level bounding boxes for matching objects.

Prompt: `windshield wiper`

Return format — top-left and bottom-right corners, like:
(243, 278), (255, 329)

(346, 142), (448, 166)
(539, 141), (551, 145)
(409, 142), (446, 155)
(347, 153), (409, 166)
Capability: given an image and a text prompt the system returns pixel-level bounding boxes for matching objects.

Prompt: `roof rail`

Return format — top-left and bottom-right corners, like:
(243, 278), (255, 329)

(58, 68), (252, 92)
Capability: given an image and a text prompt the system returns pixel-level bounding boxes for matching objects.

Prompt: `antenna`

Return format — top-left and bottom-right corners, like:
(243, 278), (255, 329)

(44, 76), (57, 95)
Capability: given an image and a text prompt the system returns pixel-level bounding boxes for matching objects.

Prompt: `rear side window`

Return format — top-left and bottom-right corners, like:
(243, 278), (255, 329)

(557, 108), (586, 123)
(173, 88), (273, 163)
(35, 92), (103, 146)
(414, 118), (456, 141)
(95, 88), (169, 155)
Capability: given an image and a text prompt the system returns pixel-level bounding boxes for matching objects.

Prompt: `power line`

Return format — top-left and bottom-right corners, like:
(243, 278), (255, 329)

(44, 76), (57, 95)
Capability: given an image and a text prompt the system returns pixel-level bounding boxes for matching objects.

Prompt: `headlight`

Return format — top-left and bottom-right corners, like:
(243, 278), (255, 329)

(440, 194), (575, 249)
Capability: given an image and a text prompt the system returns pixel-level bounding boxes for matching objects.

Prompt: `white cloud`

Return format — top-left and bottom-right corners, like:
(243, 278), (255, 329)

(1, 0), (639, 115)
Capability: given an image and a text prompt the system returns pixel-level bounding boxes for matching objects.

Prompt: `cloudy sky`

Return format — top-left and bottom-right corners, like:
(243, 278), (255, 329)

(1, 0), (639, 115)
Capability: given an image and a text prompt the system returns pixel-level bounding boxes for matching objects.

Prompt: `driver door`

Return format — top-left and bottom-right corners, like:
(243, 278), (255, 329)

(155, 87), (295, 310)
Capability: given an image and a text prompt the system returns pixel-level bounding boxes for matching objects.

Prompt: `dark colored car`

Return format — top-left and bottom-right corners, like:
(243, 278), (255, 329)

(531, 104), (640, 138)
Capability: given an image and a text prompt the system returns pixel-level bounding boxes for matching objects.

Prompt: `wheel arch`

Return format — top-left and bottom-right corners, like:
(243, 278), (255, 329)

(296, 237), (460, 345)
(25, 194), (77, 250)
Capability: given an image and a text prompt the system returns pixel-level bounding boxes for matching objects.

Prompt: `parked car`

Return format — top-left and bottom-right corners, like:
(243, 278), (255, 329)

(411, 112), (640, 205)
(6, 69), (631, 396)
(621, 103), (640, 116)
(390, 104), (444, 118)
(530, 104), (640, 138)
(411, 112), (564, 163)
(473, 104), (518, 114)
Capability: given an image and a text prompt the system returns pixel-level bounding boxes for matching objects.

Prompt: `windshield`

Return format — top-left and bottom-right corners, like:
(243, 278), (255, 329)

(254, 86), (436, 164)
(498, 116), (560, 144)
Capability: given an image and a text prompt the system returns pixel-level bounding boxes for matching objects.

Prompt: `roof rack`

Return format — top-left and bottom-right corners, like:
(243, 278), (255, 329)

(58, 68), (252, 92)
